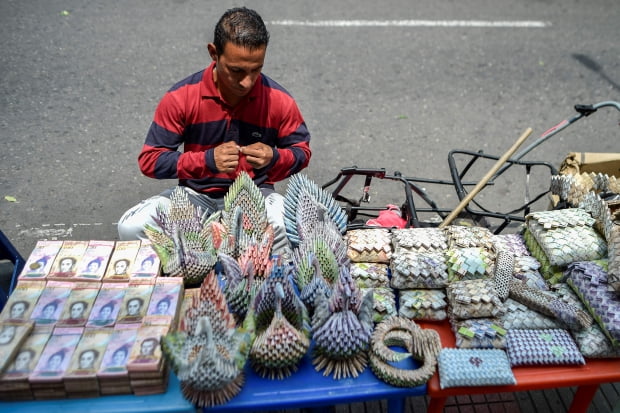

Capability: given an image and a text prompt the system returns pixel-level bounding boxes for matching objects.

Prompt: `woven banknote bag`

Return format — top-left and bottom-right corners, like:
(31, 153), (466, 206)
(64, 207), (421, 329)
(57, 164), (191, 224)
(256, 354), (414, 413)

(512, 255), (549, 291)
(444, 225), (495, 250)
(522, 230), (564, 284)
(607, 225), (620, 293)
(492, 250), (514, 301)
(437, 348), (516, 389)
(524, 208), (607, 283)
(505, 329), (585, 366)
(450, 317), (507, 349)
(508, 278), (592, 331)
(579, 191), (620, 294)
(552, 281), (620, 358)
(398, 289), (447, 321)
(565, 260), (620, 346)
(391, 227), (448, 253)
(390, 250), (448, 289)
(350, 262), (389, 288)
(491, 232), (530, 257)
(446, 247), (495, 283)
(362, 286), (397, 323)
(500, 298), (564, 330)
(446, 278), (504, 320)
(345, 228), (392, 263)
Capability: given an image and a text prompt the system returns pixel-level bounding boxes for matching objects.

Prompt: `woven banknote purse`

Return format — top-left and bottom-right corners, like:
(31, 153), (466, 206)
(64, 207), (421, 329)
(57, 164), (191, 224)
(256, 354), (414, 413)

(524, 208), (607, 283)
(512, 255), (549, 291)
(579, 191), (620, 294)
(505, 329), (585, 366)
(572, 323), (620, 358)
(500, 298), (563, 330)
(491, 232), (530, 257)
(493, 250), (514, 301)
(444, 225), (495, 250)
(437, 348), (516, 389)
(451, 317), (507, 349)
(390, 250), (448, 289)
(547, 282), (620, 358)
(345, 228), (392, 263)
(446, 247), (495, 283)
(522, 230), (564, 284)
(398, 289), (447, 321)
(362, 286), (397, 323)
(446, 278), (504, 320)
(508, 278), (592, 331)
(391, 227), (448, 253)
(565, 260), (620, 346)
(350, 262), (389, 288)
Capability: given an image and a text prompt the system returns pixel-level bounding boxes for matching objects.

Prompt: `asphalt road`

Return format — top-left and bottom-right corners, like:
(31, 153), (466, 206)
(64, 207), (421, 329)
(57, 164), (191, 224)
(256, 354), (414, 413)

(1, 0), (618, 257)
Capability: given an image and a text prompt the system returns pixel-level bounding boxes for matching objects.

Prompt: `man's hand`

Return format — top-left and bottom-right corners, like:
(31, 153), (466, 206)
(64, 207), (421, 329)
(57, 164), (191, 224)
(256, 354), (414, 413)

(214, 141), (241, 173)
(239, 142), (273, 169)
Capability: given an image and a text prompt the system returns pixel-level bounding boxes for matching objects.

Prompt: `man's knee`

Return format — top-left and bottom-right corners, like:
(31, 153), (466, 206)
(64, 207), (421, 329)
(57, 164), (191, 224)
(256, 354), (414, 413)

(117, 196), (170, 241)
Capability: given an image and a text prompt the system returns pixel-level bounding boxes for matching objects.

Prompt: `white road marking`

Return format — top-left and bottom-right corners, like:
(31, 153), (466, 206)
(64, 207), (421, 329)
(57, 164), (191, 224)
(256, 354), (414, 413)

(269, 20), (550, 28)
(15, 223), (108, 240)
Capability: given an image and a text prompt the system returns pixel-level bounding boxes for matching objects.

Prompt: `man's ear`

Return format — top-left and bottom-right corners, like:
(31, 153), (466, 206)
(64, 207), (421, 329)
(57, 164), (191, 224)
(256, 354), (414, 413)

(207, 43), (218, 61)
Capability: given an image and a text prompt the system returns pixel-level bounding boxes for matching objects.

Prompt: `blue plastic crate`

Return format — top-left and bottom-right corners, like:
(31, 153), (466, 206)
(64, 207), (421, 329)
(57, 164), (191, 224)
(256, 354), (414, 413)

(0, 230), (25, 310)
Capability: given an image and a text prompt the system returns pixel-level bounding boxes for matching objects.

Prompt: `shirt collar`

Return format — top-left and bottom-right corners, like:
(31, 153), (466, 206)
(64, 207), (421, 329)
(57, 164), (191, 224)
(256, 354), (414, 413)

(200, 61), (261, 104)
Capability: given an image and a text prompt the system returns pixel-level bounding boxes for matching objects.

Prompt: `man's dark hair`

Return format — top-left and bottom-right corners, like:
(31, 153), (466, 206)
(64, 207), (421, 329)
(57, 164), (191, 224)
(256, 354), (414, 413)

(213, 7), (269, 55)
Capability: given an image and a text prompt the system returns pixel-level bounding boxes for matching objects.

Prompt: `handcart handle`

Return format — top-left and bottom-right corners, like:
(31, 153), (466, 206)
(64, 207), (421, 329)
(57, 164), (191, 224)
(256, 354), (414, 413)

(504, 101), (620, 168)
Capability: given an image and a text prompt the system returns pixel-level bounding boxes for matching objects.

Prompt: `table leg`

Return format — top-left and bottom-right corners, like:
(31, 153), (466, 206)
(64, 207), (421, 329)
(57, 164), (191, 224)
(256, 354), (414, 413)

(427, 396), (447, 413)
(568, 384), (599, 413)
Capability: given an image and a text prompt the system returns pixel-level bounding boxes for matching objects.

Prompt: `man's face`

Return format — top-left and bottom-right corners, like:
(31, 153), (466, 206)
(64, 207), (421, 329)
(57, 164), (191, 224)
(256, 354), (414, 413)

(60, 258), (73, 272)
(210, 42), (266, 105)
(88, 261), (100, 273)
(71, 302), (85, 319)
(141, 339), (155, 356)
(79, 351), (96, 369)
(11, 302), (26, 318)
(127, 299), (141, 316)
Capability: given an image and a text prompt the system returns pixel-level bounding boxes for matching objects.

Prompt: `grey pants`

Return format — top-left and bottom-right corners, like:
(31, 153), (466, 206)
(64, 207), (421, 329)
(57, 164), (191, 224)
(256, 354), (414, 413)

(117, 186), (292, 258)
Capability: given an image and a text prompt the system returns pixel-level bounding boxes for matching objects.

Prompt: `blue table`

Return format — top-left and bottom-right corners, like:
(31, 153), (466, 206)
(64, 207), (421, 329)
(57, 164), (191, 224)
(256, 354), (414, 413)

(0, 354), (426, 413)
(206, 350), (426, 413)
(0, 372), (195, 413)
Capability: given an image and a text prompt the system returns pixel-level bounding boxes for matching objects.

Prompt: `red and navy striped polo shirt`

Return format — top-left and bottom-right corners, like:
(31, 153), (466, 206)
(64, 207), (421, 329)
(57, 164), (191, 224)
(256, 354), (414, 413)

(138, 61), (311, 195)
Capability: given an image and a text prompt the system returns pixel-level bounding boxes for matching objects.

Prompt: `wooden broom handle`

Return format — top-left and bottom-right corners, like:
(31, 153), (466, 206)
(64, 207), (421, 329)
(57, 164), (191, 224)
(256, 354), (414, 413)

(439, 127), (533, 228)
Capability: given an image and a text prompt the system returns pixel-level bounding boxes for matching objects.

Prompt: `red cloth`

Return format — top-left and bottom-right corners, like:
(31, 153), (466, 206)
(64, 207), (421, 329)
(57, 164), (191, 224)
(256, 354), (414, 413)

(366, 204), (407, 228)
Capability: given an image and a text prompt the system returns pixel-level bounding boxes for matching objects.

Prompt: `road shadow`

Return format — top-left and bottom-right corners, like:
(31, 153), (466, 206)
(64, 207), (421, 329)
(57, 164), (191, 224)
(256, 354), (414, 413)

(572, 53), (620, 92)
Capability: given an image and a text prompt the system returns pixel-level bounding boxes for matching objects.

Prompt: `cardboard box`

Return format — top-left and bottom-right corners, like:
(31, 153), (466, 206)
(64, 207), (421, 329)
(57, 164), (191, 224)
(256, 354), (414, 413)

(559, 152), (620, 177)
